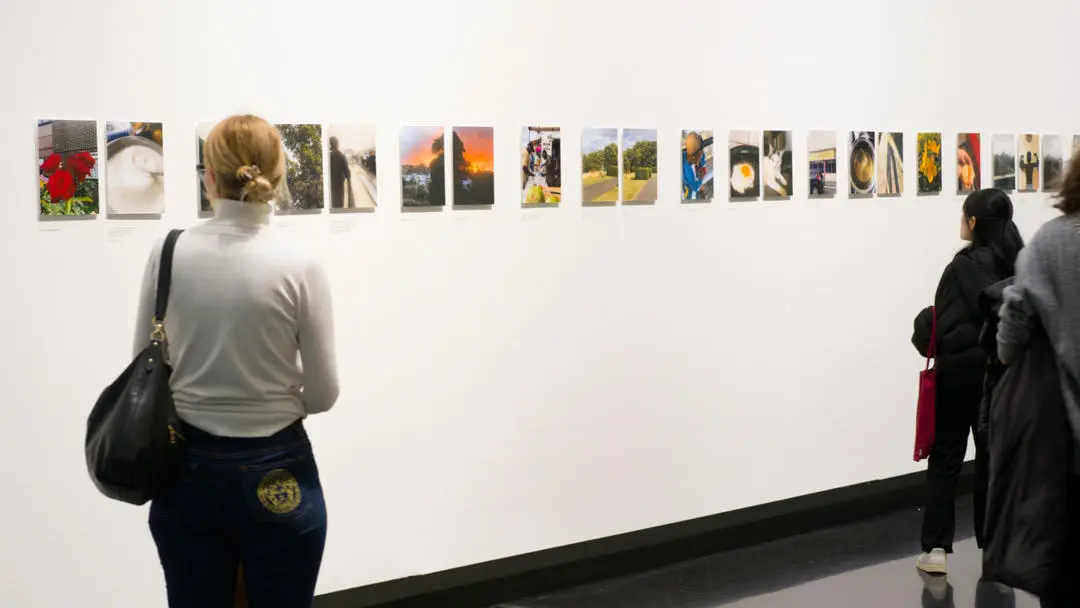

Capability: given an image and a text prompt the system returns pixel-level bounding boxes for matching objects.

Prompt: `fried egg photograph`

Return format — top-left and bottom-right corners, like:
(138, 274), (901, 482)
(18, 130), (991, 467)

(729, 130), (760, 200)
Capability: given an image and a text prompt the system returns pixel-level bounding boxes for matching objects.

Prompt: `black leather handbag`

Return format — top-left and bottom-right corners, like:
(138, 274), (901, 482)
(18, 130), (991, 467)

(86, 229), (185, 505)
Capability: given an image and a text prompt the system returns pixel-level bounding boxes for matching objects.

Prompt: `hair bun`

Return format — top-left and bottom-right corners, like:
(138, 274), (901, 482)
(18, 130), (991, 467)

(235, 165), (262, 183)
(241, 175), (276, 204)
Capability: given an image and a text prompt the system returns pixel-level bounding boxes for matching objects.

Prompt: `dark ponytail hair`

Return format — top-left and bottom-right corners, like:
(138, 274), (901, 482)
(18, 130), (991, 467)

(962, 189), (1024, 276)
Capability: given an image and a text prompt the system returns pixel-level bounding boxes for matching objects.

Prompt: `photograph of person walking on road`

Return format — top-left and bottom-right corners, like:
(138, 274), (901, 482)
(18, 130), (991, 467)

(327, 124), (377, 209)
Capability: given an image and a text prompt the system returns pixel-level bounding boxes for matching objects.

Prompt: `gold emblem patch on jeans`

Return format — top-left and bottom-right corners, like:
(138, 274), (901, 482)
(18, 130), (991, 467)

(257, 469), (302, 514)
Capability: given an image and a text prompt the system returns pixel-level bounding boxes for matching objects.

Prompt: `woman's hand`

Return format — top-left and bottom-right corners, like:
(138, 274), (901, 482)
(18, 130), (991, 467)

(958, 148), (976, 190)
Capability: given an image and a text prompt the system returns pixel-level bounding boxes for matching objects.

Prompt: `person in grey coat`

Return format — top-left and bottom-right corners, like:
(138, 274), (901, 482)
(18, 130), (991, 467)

(997, 154), (1080, 607)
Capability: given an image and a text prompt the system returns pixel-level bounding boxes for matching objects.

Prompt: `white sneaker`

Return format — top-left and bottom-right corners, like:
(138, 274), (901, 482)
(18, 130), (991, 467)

(916, 548), (948, 574)
(918, 570), (949, 600)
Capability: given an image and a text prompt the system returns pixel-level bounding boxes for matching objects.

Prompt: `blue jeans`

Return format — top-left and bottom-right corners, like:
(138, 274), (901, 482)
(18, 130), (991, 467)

(149, 421), (327, 607)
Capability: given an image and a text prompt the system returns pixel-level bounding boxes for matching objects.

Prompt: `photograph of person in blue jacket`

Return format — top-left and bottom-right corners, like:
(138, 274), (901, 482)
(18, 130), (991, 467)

(681, 130), (714, 201)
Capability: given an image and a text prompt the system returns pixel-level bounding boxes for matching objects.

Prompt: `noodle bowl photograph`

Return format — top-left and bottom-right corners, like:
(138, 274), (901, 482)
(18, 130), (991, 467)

(105, 122), (164, 216)
(848, 131), (876, 196)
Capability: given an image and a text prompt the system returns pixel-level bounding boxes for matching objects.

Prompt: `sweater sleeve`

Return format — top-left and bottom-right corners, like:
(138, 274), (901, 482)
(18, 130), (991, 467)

(912, 305), (934, 357)
(998, 245), (1039, 363)
(297, 258), (340, 414)
(132, 239), (163, 359)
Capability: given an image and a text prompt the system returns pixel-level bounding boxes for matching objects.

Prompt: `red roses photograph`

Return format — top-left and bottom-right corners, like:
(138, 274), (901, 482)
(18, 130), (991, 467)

(38, 120), (100, 217)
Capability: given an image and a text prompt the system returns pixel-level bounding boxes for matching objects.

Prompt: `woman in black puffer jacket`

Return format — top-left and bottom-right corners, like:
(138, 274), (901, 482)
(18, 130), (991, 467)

(911, 189), (1024, 575)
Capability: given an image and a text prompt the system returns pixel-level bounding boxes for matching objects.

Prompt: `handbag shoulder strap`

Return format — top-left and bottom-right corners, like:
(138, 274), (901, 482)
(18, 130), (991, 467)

(151, 229), (184, 341)
(925, 306), (938, 369)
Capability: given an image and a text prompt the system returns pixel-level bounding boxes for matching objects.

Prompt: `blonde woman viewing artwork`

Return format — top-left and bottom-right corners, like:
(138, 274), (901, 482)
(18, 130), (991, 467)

(134, 114), (339, 607)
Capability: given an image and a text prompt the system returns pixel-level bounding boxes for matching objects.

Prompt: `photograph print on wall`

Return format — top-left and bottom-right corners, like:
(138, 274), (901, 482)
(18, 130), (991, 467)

(1071, 135), (1080, 172)
(452, 126), (495, 206)
(276, 124), (324, 213)
(917, 132), (943, 194)
(729, 130), (760, 200)
(1043, 135), (1064, 192)
(957, 133), (981, 194)
(681, 129), (714, 202)
(1018, 134), (1040, 192)
(849, 131), (876, 196)
(808, 131), (837, 198)
(762, 130), (792, 199)
(38, 119), (99, 218)
(400, 126), (446, 207)
(877, 132), (904, 196)
(992, 134), (1016, 191)
(326, 124), (377, 210)
(104, 122), (164, 216)
(196, 122), (215, 215)
(521, 127), (561, 206)
(582, 127), (620, 204)
(623, 129), (658, 203)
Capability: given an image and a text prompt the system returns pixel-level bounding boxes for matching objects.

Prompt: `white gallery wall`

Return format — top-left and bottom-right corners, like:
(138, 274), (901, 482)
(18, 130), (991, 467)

(0, 0), (1076, 604)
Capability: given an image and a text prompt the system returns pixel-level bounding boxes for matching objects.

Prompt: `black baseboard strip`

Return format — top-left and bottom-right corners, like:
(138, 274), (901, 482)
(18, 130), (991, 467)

(316, 464), (973, 608)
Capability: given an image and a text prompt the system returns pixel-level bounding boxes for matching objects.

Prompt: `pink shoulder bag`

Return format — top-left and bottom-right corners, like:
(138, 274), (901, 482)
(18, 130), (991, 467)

(914, 306), (937, 461)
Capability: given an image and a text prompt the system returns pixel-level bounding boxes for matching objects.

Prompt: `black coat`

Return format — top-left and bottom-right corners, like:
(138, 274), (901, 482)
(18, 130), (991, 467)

(913, 246), (1006, 398)
(977, 277), (1013, 447)
(979, 286), (1071, 598)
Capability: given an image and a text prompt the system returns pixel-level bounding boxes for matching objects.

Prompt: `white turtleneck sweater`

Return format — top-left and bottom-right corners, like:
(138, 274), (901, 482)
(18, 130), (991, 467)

(132, 199), (339, 438)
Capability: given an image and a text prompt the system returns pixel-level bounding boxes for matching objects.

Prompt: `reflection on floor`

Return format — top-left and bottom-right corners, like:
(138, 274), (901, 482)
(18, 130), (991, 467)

(497, 496), (1039, 607)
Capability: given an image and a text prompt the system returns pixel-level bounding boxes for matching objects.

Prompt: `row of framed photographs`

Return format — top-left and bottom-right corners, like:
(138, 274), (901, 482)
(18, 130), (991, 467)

(37, 120), (377, 219)
(36, 120), (1077, 219)
(682, 131), (1073, 201)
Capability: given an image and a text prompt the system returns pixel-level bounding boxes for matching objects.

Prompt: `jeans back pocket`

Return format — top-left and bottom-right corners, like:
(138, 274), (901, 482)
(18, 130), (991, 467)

(239, 449), (323, 525)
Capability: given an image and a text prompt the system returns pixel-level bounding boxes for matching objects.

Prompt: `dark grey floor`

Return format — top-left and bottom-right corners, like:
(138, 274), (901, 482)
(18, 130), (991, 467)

(497, 496), (1039, 608)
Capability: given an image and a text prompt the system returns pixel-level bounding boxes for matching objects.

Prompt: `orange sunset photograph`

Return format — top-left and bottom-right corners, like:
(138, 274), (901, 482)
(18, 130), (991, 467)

(400, 126), (445, 207)
(452, 126), (495, 205)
